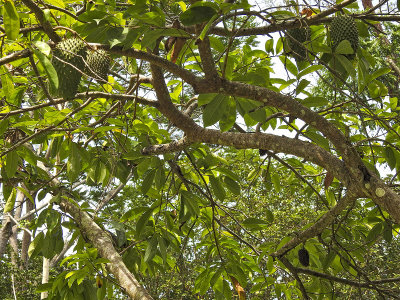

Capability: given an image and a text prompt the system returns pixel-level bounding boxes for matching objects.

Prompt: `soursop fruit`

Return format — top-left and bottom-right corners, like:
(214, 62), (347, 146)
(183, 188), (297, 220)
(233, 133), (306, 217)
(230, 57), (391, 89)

(330, 15), (359, 58)
(51, 37), (87, 99)
(286, 27), (311, 61)
(85, 49), (111, 82)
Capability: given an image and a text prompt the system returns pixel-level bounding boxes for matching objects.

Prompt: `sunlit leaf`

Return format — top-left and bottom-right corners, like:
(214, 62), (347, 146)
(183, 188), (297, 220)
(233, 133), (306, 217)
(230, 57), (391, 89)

(180, 6), (216, 26)
(3, 0), (20, 40)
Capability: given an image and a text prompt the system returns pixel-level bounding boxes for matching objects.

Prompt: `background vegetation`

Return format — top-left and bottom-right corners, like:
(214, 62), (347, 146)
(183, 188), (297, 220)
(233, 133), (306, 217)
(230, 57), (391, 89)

(2, 0), (400, 299)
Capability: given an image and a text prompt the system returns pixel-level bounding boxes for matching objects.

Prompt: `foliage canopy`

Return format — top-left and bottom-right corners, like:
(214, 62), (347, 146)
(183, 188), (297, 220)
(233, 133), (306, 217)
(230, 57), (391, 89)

(2, 0), (400, 299)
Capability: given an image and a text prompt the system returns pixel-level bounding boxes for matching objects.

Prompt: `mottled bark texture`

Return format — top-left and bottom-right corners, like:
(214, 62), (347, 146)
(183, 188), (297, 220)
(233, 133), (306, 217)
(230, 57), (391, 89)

(59, 199), (154, 300)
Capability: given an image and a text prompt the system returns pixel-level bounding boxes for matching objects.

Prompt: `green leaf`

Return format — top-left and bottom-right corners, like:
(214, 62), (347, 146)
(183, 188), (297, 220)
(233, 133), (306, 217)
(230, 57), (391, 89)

(141, 29), (188, 49)
(335, 40), (354, 55)
(17, 186), (34, 203)
(0, 66), (15, 102)
(141, 169), (156, 195)
(209, 36), (225, 53)
(297, 65), (323, 79)
(180, 6), (216, 26)
(198, 93), (217, 106)
(302, 96), (329, 108)
(271, 173), (281, 192)
(223, 176), (240, 195)
(279, 56), (297, 76)
(336, 54), (356, 78)
(383, 221), (393, 243)
(4, 188), (16, 213)
(323, 251), (336, 270)
(296, 79), (310, 95)
(219, 96), (236, 132)
(6, 150), (19, 178)
(28, 232), (45, 258)
(209, 176), (226, 201)
(203, 94), (228, 127)
(198, 13), (219, 41)
(370, 67), (391, 82)
(366, 222), (383, 243)
(67, 142), (81, 182)
(42, 233), (55, 259)
(136, 208), (154, 237)
(384, 147), (396, 170)
(242, 217), (270, 230)
(3, 0), (20, 40)
(158, 236), (167, 263)
(34, 41), (51, 56)
(181, 190), (201, 216)
(265, 39), (274, 53)
(144, 235), (158, 262)
(16, 145), (38, 167)
(223, 280), (232, 300)
(305, 129), (330, 150)
(33, 49), (59, 91)
(155, 166), (166, 190)
(44, 0), (65, 8)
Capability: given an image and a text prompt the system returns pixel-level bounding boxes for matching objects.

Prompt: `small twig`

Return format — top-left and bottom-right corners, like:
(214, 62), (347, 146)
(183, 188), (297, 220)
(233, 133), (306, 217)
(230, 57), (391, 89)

(7, 213), (32, 235)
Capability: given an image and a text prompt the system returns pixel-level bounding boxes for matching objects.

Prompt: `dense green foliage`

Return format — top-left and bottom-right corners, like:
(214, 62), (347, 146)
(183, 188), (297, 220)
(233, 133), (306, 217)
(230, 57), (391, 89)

(2, 0), (400, 299)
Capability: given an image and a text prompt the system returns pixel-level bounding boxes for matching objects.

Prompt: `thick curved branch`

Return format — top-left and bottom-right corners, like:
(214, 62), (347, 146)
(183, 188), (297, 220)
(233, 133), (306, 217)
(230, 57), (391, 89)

(367, 177), (400, 223)
(149, 64), (350, 184)
(197, 37), (219, 80)
(145, 47), (400, 223)
(110, 44), (361, 173)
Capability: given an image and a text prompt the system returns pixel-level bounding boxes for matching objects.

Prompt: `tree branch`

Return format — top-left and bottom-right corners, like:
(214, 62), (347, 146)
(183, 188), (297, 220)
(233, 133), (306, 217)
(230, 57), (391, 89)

(21, 0), (61, 43)
(271, 190), (359, 257)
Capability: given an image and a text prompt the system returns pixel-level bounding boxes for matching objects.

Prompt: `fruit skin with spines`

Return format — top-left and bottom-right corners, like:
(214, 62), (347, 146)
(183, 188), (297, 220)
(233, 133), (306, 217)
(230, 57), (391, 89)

(286, 27), (311, 62)
(85, 49), (111, 82)
(51, 37), (87, 100)
(330, 15), (359, 58)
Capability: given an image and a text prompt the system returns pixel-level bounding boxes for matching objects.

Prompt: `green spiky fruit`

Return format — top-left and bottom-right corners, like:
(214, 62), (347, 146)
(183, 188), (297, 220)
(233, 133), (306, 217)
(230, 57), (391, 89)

(330, 15), (359, 58)
(51, 37), (87, 99)
(286, 27), (311, 61)
(86, 49), (111, 82)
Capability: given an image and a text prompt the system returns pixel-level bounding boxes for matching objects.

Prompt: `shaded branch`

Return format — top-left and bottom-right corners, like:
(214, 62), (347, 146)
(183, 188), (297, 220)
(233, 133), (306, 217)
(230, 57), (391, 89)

(279, 257), (310, 300)
(0, 49), (31, 66)
(271, 190), (359, 257)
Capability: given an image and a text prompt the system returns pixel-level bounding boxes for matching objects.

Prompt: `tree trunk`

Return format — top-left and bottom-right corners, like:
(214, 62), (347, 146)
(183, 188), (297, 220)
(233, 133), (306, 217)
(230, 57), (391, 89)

(10, 190), (24, 266)
(21, 198), (34, 268)
(0, 217), (12, 258)
(41, 257), (50, 299)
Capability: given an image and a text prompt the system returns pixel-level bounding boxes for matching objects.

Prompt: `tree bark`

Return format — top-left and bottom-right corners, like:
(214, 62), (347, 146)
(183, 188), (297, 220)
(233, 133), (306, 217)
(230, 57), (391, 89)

(21, 198), (34, 268)
(41, 257), (50, 299)
(59, 198), (154, 300)
(10, 190), (24, 266)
